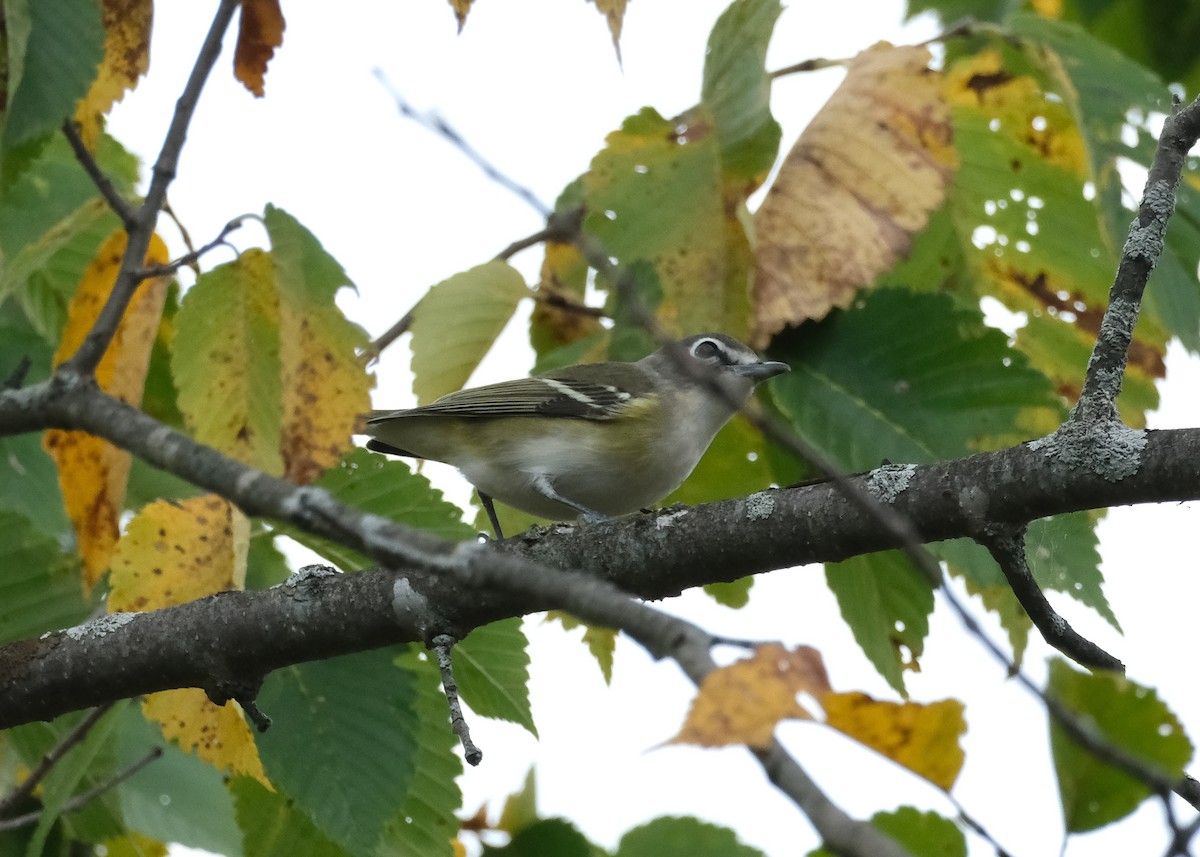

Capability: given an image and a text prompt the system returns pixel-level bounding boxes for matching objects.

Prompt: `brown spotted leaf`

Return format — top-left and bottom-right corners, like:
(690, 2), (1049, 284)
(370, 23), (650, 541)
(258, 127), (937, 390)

(589, 0), (627, 58)
(110, 495), (268, 785)
(234, 0), (285, 97)
(264, 205), (372, 484)
(752, 42), (955, 345)
(73, 0), (153, 147)
(43, 231), (169, 590)
(671, 644), (832, 748)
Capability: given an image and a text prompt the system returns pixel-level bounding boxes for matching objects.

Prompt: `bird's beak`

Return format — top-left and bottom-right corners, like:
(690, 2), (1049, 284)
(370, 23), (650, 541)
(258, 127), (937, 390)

(734, 360), (790, 381)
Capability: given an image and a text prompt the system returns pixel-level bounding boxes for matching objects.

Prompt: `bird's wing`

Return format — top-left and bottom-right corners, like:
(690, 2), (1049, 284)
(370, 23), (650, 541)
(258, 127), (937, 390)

(369, 363), (656, 422)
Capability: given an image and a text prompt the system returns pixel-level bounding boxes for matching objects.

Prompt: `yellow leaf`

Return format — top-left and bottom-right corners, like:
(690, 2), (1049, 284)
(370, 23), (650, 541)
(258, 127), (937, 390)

(109, 495), (247, 611)
(102, 833), (168, 857)
(142, 689), (270, 786)
(234, 0), (285, 97)
(172, 249), (284, 475)
(43, 231), (169, 590)
(671, 644), (831, 748)
(752, 43), (955, 344)
(267, 207), (373, 484)
(110, 495), (267, 785)
(823, 691), (966, 790)
(74, 0), (153, 147)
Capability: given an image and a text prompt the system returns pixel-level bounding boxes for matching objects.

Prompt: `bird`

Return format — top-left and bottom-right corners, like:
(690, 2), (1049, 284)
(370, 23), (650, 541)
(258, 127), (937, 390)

(364, 333), (789, 538)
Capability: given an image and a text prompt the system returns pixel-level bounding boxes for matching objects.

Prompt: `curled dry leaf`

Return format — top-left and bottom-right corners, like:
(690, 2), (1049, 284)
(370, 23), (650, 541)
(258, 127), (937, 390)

(671, 643), (831, 748)
(234, 0), (285, 97)
(751, 42), (955, 345)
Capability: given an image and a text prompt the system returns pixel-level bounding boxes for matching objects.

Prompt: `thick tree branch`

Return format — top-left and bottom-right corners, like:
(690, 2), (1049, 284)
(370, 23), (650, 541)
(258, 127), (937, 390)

(5, 360), (1200, 728)
(455, 545), (915, 857)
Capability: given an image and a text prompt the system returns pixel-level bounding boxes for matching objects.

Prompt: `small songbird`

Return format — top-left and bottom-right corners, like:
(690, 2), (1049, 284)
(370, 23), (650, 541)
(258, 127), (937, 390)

(365, 333), (789, 537)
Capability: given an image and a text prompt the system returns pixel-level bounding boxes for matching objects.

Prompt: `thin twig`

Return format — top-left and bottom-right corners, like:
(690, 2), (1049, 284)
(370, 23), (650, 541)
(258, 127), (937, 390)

(62, 0), (241, 376)
(431, 634), (482, 766)
(2, 357), (31, 391)
(135, 216), (247, 278)
(374, 70), (551, 219)
(0, 746), (162, 832)
(0, 703), (114, 817)
(61, 121), (139, 229)
(361, 308), (415, 365)
(976, 523), (1123, 673)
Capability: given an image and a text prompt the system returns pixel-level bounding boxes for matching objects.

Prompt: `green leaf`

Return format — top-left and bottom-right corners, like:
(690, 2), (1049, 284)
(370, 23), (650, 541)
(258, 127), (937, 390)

(768, 288), (1062, 471)
(616, 816), (765, 857)
(482, 819), (593, 857)
(245, 527), (293, 590)
(935, 510), (1117, 665)
(950, 101), (1164, 425)
(232, 778), (350, 857)
(1145, 179), (1200, 354)
(808, 807), (965, 857)
(277, 449), (474, 570)
(0, 401), (70, 535)
(115, 707), (244, 857)
(1026, 511), (1118, 630)
(255, 647), (419, 855)
(0, 512), (90, 644)
(455, 618), (537, 736)
(410, 260), (530, 404)
(825, 551), (934, 696)
(20, 705), (123, 857)
(1049, 659), (1193, 832)
(1, 0), (104, 156)
(703, 577), (753, 609)
(547, 612), (617, 684)
(700, 0), (783, 180)
(584, 106), (751, 339)
(377, 651), (465, 857)
(172, 249), (285, 475)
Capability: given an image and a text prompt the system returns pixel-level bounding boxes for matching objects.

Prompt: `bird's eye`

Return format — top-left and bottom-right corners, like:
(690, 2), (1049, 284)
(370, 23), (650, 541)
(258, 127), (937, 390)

(692, 339), (723, 361)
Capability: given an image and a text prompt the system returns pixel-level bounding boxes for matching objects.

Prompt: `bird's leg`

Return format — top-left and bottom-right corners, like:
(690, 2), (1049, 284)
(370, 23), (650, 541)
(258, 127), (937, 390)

(530, 473), (610, 524)
(478, 490), (505, 540)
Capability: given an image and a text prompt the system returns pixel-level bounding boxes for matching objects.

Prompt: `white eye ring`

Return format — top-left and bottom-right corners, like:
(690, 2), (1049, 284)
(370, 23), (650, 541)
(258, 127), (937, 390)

(691, 338), (723, 360)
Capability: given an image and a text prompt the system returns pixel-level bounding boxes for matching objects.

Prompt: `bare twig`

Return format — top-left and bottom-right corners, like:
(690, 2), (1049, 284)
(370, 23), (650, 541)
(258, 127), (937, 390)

(135, 216), (247, 278)
(62, 0), (241, 376)
(374, 70), (551, 219)
(431, 634), (482, 766)
(976, 523), (1123, 673)
(3, 357), (31, 390)
(361, 307), (415, 364)
(0, 746), (162, 832)
(0, 703), (114, 817)
(61, 121), (139, 229)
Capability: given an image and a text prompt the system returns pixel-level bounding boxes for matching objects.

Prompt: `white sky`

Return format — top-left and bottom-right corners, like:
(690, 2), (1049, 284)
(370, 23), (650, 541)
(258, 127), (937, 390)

(105, 2), (1200, 856)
